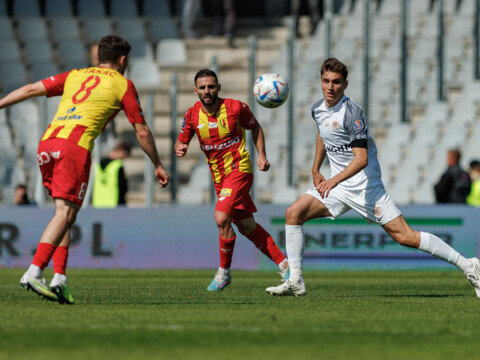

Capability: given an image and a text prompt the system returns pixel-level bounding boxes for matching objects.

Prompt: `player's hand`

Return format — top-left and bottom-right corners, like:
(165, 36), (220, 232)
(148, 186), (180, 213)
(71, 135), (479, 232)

(155, 166), (169, 188)
(312, 172), (326, 187)
(175, 142), (188, 157)
(316, 178), (339, 198)
(257, 156), (270, 172)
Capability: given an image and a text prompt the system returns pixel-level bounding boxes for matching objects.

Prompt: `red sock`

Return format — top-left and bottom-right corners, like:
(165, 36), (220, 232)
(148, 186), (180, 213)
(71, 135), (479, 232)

(52, 246), (69, 275)
(32, 243), (56, 270)
(246, 224), (286, 265)
(219, 234), (236, 269)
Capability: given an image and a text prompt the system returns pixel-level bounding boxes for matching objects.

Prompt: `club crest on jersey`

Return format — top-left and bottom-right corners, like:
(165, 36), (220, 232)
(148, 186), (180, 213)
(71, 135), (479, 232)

(332, 121), (340, 130)
(354, 120), (363, 130)
(219, 118), (228, 129)
(220, 188), (232, 197)
(374, 206), (382, 217)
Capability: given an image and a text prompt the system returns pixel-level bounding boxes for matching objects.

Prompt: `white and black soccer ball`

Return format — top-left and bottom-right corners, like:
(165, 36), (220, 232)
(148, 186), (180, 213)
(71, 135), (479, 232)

(253, 73), (289, 108)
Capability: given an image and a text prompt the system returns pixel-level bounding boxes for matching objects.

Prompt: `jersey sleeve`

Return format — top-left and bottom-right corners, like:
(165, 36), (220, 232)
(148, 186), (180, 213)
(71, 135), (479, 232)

(237, 101), (258, 129)
(343, 99), (368, 143)
(41, 71), (70, 97)
(177, 108), (195, 144)
(121, 81), (146, 124)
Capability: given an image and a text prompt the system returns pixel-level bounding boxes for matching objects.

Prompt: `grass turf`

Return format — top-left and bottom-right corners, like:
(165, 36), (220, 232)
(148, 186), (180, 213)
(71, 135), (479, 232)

(1, 269), (479, 360)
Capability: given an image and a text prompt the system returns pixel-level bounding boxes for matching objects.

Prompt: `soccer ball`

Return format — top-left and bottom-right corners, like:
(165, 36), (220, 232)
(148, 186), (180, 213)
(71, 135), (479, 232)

(253, 73), (289, 108)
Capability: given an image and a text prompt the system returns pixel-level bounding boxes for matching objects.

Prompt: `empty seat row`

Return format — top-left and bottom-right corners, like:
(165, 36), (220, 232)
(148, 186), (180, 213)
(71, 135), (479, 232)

(1, 0), (172, 18)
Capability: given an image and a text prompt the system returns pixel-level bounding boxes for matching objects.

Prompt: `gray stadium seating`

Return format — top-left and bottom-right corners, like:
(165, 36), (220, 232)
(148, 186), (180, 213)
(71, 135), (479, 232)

(16, 17), (49, 41)
(12, 0), (41, 17)
(44, 0), (74, 17)
(77, 0), (106, 17)
(82, 17), (113, 44)
(143, 0), (171, 17)
(110, 0), (139, 17)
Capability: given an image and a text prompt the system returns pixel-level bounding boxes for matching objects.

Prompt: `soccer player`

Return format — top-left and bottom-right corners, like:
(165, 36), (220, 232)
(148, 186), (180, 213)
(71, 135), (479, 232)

(175, 69), (288, 291)
(265, 57), (480, 297)
(0, 35), (169, 304)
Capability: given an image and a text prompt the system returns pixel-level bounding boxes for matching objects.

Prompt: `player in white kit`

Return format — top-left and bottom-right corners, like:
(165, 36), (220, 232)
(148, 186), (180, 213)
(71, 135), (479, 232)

(266, 57), (480, 298)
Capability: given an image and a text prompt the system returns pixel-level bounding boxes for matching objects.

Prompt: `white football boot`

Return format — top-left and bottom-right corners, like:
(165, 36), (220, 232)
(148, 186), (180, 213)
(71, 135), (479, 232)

(464, 257), (480, 298)
(265, 279), (306, 297)
(20, 272), (58, 302)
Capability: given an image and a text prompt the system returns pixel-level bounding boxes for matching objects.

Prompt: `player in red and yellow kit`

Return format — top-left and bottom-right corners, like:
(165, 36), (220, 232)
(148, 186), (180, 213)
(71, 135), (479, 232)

(175, 69), (288, 291)
(0, 35), (169, 303)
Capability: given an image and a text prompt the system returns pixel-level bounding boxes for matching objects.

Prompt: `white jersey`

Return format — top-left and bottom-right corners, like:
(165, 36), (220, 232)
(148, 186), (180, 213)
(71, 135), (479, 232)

(311, 95), (383, 190)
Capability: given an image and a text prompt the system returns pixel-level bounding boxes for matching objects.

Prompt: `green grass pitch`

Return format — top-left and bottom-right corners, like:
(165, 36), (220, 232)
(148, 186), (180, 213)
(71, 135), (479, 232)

(1, 269), (479, 360)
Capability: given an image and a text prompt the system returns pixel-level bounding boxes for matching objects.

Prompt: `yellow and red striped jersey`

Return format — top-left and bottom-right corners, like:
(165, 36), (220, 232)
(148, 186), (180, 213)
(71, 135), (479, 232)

(178, 99), (258, 184)
(41, 67), (146, 152)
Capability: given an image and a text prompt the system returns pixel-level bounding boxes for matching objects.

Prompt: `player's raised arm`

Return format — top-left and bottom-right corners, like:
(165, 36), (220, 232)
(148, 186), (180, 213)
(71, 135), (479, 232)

(251, 123), (270, 172)
(0, 81), (47, 109)
(133, 122), (169, 187)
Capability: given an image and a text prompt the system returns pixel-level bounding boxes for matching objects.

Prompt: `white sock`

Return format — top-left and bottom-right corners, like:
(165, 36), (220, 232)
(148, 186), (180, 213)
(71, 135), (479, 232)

(53, 273), (67, 285)
(418, 232), (473, 273)
(27, 264), (42, 278)
(285, 225), (304, 282)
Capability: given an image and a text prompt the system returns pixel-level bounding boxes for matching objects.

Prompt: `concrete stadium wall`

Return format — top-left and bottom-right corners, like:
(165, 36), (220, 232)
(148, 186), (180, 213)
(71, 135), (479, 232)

(0, 205), (479, 270)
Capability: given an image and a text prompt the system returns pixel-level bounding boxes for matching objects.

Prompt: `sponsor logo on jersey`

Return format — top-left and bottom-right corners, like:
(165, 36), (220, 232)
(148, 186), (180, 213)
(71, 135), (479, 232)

(37, 150), (61, 166)
(220, 188), (232, 197)
(325, 144), (351, 153)
(56, 114), (83, 121)
(354, 120), (363, 130)
(201, 136), (240, 152)
(208, 122), (218, 129)
(67, 106), (76, 114)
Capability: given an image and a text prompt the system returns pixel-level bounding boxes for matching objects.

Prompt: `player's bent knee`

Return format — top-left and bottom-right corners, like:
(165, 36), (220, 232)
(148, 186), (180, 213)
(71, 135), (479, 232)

(285, 205), (304, 225)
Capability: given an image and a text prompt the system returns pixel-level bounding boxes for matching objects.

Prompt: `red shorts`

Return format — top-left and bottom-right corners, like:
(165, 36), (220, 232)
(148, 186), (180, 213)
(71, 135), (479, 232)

(37, 138), (92, 206)
(214, 171), (257, 221)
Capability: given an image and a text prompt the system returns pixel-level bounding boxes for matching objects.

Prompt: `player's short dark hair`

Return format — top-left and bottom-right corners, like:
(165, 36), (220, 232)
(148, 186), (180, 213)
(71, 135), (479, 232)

(115, 141), (132, 155)
(97, 35), (131, 64)
(321, 57), (348, 81)
(194, 69), (218, 85)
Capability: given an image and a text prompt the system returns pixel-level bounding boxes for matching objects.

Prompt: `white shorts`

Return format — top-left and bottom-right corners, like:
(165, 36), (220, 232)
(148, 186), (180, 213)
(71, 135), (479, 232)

(305, 184), (402, 225)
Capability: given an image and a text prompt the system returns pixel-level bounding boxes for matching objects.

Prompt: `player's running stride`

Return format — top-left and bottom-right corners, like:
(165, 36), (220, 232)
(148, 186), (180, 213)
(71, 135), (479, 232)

(265, 57), (480, 298)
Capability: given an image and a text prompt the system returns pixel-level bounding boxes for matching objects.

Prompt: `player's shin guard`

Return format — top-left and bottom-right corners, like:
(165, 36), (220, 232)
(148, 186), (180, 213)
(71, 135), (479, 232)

(52, 245), (69, 275)
(219, 234), (236, 269)
(246, 224), (285, 265)
(32, 243), (56, 270)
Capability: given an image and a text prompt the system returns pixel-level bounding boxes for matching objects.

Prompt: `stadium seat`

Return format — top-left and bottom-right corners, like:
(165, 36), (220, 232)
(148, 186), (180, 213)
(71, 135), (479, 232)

(114, 17), (146, 41)
(31, 61), (60, 81)
(147, 17), (179, 43)
(0, 17), (15, 40)
(45, 0), (74, 17)
(156, 39), (187, 67)
(11, 0), (41, 17)
(0, 0), (7, 16)
(82, 17), (113, 44)
(56, 39), (87, 66)
(77, 0), (106, 17)
(129, 38), (154, 60)
(16, 17), (49, 41)
(128, 59), (161, 90)
(49, 17), (82, 41)
(0, 62), (28, 94)
(0, 39), (21, 62)
(143, 0), (171, 17)
(24, 39), (55, 63)
(110, 0), (139, 17)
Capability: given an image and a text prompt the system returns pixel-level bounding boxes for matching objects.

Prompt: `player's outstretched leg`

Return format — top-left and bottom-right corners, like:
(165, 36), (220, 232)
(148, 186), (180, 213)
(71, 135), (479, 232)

(464, 257), (480, 298)
(20, 267), (58, 302)
(207, 267), (232, 291)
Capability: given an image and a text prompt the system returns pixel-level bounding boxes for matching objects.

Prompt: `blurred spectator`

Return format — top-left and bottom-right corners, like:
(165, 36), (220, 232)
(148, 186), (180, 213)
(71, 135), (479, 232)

(92, 142), (131, 208)
(89, 42), (99, 67)
(434, 149), (471, 204)
(211, 0), (236, 45)
(13, 184), (34, 206)
(467, 160), (480, 207)
(182, 0), (201, 38)
(291, 0), (323, 37)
